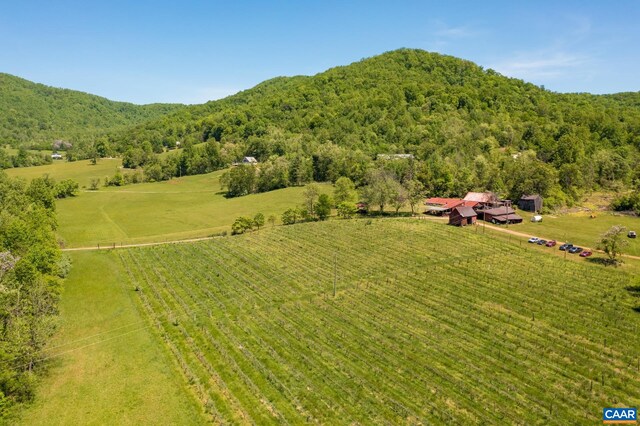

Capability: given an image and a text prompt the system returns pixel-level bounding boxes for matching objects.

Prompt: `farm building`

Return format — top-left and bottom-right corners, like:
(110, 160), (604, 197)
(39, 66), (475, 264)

(51, 152), (63, 160)
(242, 156), (258, 165)
(449, 206), (477, 226)
(463, 192), (501, 209)
(424, 198), (478, 215)
(425, 198), (463, 215)
(518, 194), (543, 212)
(482, 206), (523, 224)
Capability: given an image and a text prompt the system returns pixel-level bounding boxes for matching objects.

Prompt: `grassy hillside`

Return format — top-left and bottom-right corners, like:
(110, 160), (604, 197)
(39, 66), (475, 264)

(115, 219), (638, 424)
(0, 73), (184, 147)
(5, 158), (125, 185)
(17, 251), (204, 425)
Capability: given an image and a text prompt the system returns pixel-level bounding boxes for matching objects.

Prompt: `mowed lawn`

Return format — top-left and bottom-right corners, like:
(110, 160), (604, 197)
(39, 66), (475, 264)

(515, 210), (640, 257)
(55, 171), (331, 247)
(117, 219), (640, 424)
(18, 251), (204, 425)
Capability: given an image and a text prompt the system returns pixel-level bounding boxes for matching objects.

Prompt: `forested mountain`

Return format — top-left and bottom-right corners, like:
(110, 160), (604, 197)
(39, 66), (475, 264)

(0, 73), (184, 148)
(107, 48), (640, 206)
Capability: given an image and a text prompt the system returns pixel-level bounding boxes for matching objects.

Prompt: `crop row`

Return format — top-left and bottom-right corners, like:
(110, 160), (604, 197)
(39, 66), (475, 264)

(119, 219), (639, 424)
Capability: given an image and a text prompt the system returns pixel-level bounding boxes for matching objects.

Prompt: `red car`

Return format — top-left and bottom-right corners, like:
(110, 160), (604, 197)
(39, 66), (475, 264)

(545, 240), (557, 247)
(579, 251), (592, 257)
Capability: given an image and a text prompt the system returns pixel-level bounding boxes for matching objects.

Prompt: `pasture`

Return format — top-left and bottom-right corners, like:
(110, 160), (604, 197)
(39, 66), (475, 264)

(116, 219), (640, 424)
(5, 157), (126, 187)
(54, 171), (331, 247)
(17, 251), (203, 425)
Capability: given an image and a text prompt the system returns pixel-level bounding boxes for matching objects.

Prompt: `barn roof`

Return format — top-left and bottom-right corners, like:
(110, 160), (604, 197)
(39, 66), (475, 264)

(452, 206), (477, 217)
(483, 206), (516, 215)
(491, 213), (523, 222)
(463, 192), (497, 203)
(520, 194), (541, 200)
(424, 198), (464, 210)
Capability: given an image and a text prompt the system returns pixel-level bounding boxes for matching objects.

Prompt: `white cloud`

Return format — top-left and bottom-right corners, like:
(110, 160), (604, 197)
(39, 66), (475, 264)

(491, 51), (588, 80)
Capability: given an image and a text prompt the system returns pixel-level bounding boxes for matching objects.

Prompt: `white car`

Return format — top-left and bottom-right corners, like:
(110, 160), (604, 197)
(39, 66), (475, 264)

(528, 237), (540, 243)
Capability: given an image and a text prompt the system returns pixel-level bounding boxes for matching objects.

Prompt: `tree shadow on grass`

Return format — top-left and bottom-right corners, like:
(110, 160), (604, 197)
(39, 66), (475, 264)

(585, 257), (617, 266)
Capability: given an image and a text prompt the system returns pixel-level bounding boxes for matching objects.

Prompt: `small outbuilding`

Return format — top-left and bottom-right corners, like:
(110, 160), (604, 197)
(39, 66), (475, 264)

(449, 206), (477, 226)
(483, 206), (523, 224)
(51, 152), (63, 160)
(518, 194), (543, 212)
(242, 156), (258, 165)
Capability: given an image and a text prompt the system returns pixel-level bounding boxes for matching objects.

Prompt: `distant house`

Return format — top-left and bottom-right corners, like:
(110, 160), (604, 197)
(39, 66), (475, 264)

(518, 194), (543, 212)
(482, 206), (523, 224)
(449, 206), (477, 226)
(424, 197), (479, 215)
(377, 153), (415, 161)
(242, 156), (258, 165)
(51, 152), (63, 160)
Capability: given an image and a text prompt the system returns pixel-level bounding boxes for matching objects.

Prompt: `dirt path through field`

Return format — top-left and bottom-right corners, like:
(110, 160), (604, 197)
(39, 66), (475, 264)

(61, 235), (218, 252)
(480, 222), (640, 261)
(62, 217), (640, 261)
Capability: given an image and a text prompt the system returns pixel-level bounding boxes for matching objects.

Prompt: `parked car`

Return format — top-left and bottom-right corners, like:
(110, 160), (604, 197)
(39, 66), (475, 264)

(568, 246), (583, 254)
(629, 231), (637, 238)
(559, 243), (573, 251)
(536, 239), (547, 245)
(528, 237), (540, 243)
(580, 251), (593, 257)
(545, 240), (557, 247)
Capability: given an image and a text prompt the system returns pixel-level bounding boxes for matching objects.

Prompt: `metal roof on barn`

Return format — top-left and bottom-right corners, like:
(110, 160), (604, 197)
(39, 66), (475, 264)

(452, 206), (477, 217)
(463, 192), (497, 203)
(482, 206), (516, 215)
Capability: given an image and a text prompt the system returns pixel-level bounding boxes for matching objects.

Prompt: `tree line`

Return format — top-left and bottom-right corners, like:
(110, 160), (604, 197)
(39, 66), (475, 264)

(0, 172), (68, 419)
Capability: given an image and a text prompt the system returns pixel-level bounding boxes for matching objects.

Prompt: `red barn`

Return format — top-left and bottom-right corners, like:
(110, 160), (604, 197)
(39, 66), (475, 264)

(449, 206), (478, 226)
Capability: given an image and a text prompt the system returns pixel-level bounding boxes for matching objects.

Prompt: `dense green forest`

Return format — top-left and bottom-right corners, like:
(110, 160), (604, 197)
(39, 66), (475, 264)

(3, 49), (640, 207)
(0, 172), (66, 419)
(102, 49), (640, 207)
(0, 73), (184, 148)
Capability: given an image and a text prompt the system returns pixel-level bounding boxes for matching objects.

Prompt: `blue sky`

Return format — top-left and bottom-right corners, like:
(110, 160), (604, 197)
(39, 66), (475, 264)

(1, 1), (638, 104)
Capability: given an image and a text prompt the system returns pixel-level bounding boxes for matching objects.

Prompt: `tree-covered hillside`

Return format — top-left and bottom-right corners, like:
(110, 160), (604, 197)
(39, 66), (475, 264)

(0, 73), (184, 148)
(108, 49), (640, 205)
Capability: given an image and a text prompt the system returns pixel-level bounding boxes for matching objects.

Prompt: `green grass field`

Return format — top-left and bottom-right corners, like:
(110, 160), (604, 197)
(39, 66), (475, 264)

(17, 251), (204, 425)
(112, 219), (639, 424)
(54, 171), (331, 247)
(515, 210), (640, 257)
(5, 158), (126, 187)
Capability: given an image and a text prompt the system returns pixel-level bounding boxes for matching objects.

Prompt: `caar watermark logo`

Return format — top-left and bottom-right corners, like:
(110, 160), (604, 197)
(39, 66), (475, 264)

(603, 408), (636, 424)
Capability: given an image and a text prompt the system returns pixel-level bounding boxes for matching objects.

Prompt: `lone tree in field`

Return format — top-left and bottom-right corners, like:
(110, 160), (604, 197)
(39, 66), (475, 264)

(404, 179), (425, 215)
(303, 184), (320, 217)
(316, 194), (332, 220)
(597, 225), (628, 265)
(253, 213), (265, 230)
(333, 177), (356, 205)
